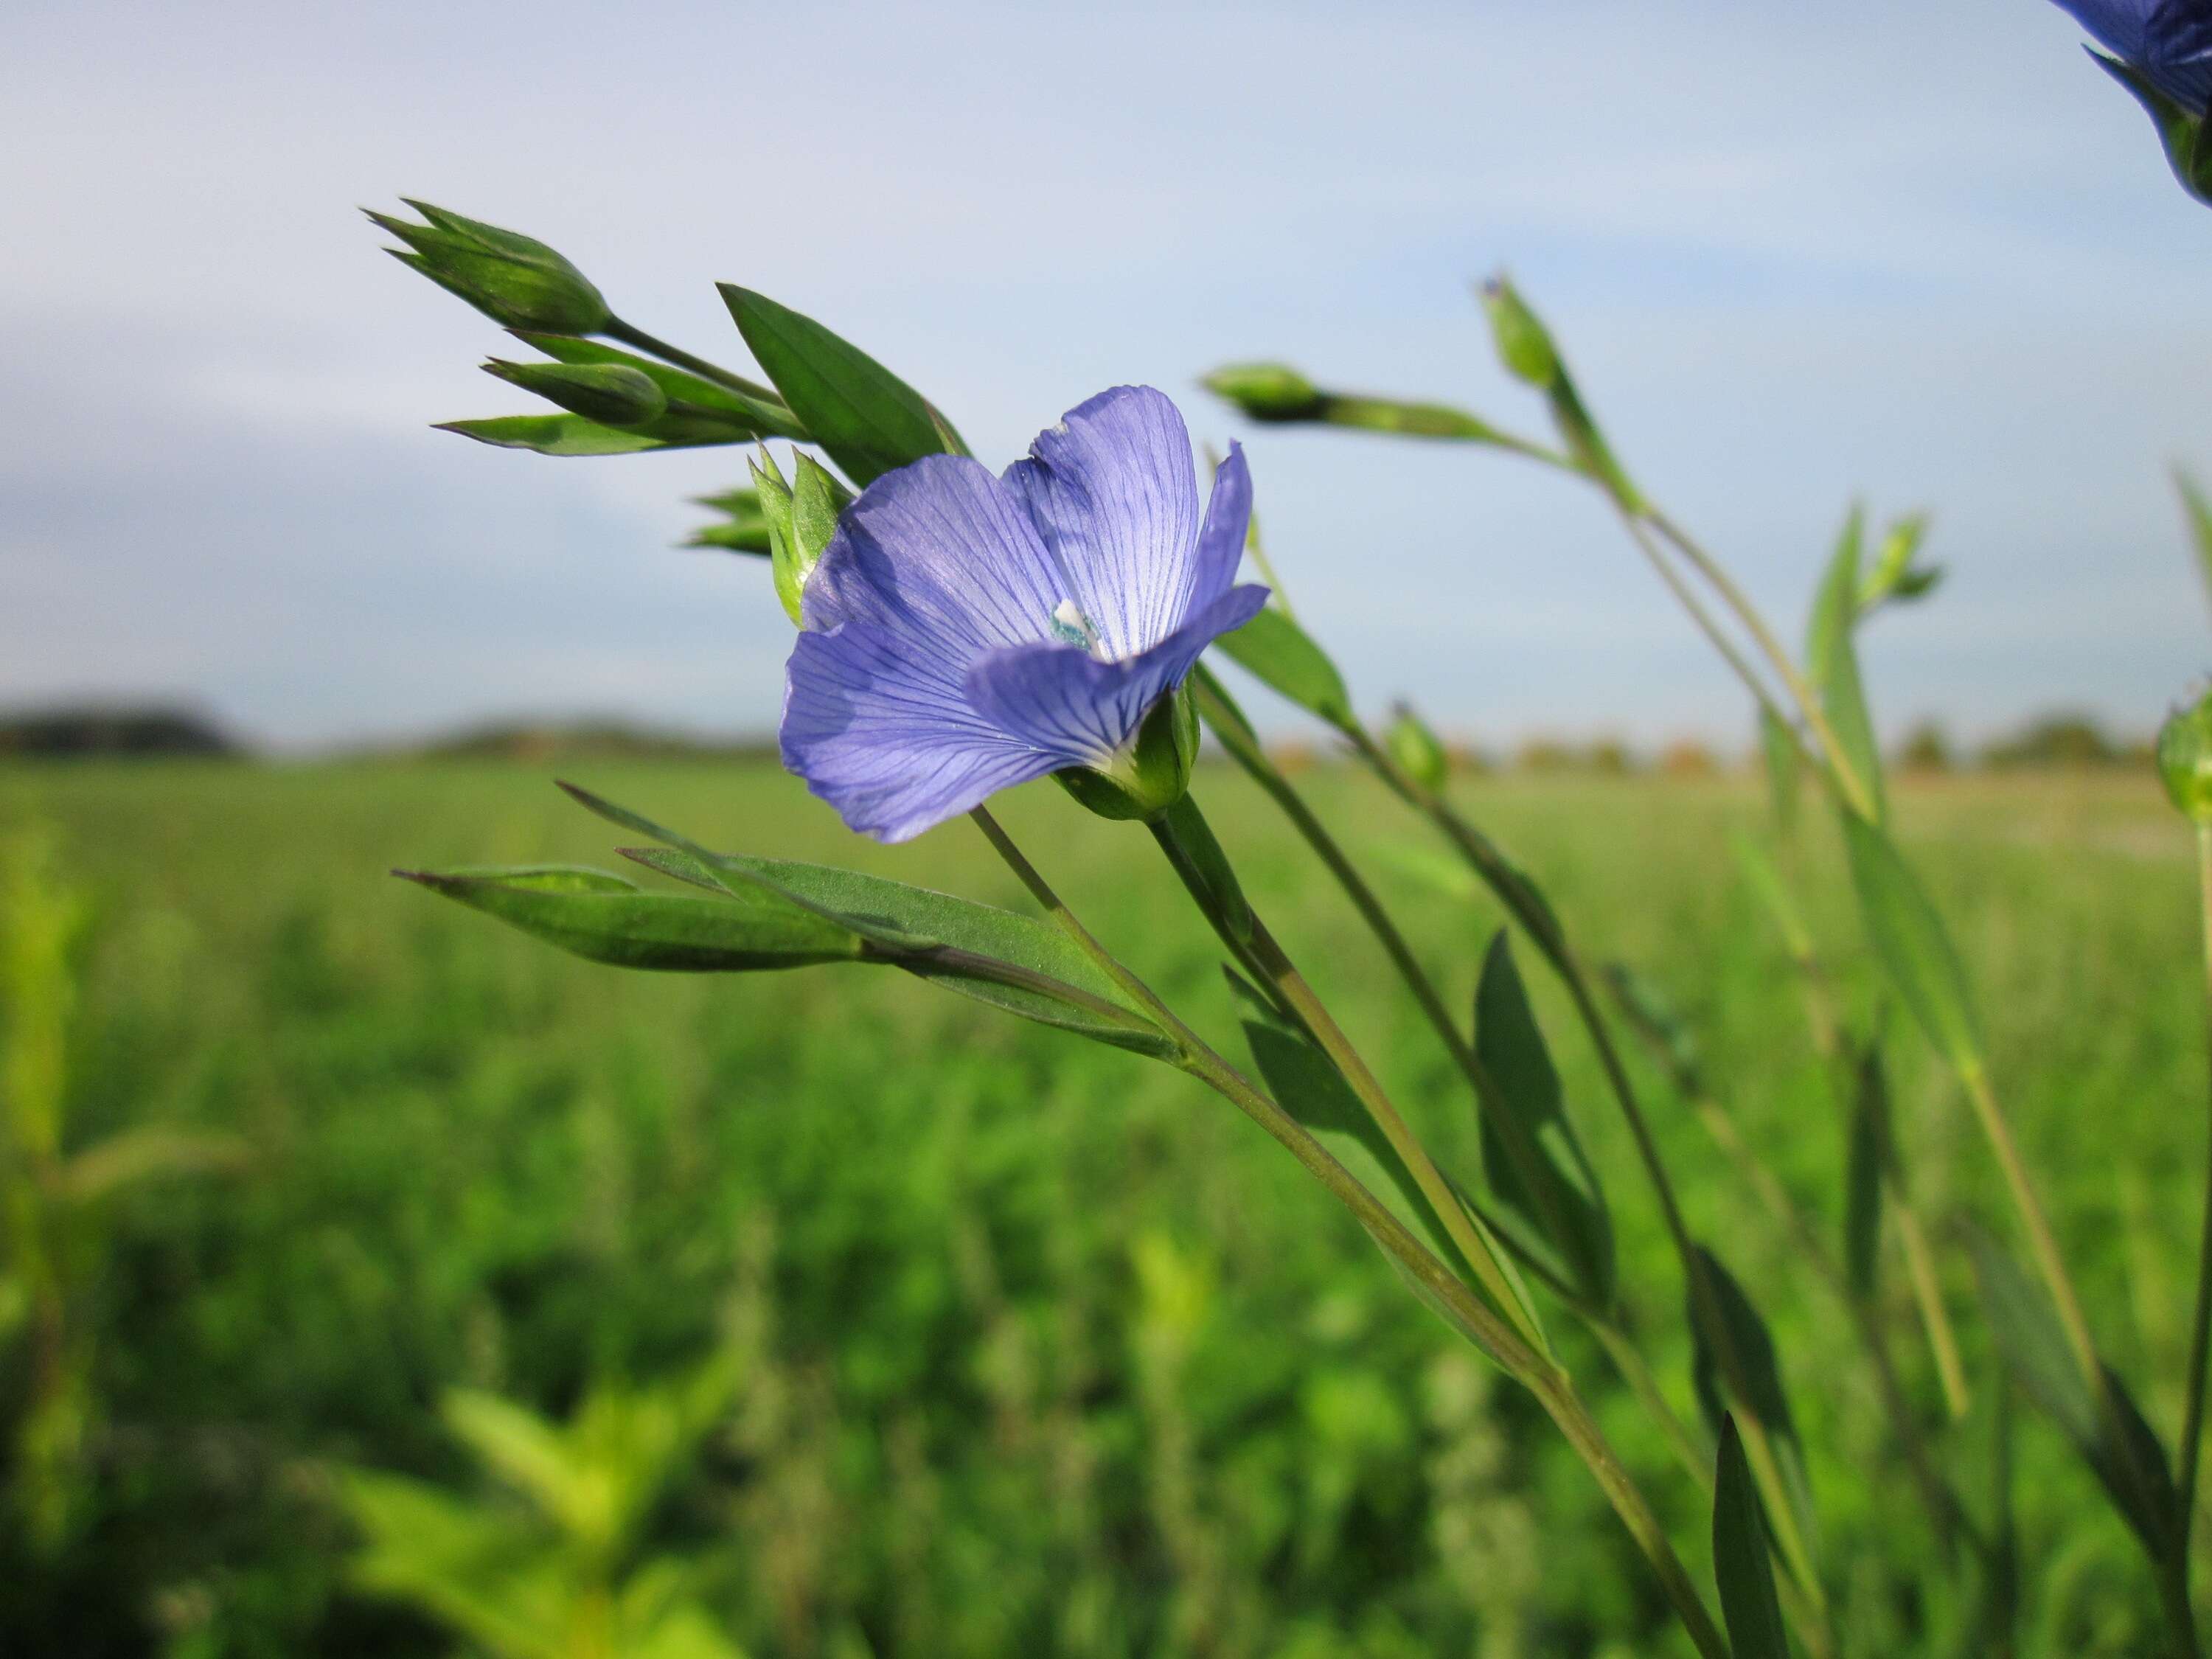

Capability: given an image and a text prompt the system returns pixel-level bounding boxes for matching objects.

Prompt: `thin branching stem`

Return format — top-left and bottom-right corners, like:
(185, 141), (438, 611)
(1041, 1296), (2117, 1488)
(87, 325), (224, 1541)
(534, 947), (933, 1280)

(1343, 721), (1836, 1649)
(963, 804), (1730, 1658)
(603, 316), (786, 405)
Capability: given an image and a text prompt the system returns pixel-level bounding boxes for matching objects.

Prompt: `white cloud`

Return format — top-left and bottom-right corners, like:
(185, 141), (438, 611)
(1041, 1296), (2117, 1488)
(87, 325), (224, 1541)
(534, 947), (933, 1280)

(4, 0), (2209, 748)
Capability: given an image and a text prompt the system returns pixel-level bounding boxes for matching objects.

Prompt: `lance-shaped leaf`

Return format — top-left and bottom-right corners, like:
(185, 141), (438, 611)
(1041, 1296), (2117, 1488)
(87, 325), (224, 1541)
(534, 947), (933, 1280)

(1806, 507), (1888, 826)
(1472, 932), (1615, 1308)
(1843, 1045), (1890, 1297)
(1730, 831), (1815, 966)
(1212, 607), (1354, 728)
(719, 285), (964, 484)
(394, 865), (863, 972)
(1714, 1416), (1793, 1659)
(1964, 1227), (2179, 1554)
(1841, 813), (1982, 1074)
(509, 331), (804, 437)
(685, 487), (771, 557)
(1226, 970), (1545, 1354)
(556, 784), (1175, 1058)
(434, 413), (742, 458)
(1688, 1245), (1819, 1578)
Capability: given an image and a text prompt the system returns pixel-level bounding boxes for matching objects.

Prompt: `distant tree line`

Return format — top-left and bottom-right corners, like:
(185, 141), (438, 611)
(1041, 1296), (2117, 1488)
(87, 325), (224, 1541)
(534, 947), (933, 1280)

(0, 708), (241, 759)
(0, 703), (2158, 775)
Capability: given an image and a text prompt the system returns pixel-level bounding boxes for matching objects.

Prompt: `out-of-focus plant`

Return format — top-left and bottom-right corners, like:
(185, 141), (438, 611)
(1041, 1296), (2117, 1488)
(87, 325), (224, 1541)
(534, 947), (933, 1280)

(338, 1355), (745, 1659)
(1, 830), (247, 1557)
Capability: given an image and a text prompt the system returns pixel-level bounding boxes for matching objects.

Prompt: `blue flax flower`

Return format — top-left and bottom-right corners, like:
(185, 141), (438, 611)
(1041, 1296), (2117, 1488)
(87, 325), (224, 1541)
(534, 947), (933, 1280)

(2053, 0), (2212, 114)
(781, 386), (1268, 842)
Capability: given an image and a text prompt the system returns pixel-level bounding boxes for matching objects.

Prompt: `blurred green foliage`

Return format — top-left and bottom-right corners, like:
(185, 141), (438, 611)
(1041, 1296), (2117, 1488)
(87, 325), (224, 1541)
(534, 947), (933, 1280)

(0, 757), (2199, 1655)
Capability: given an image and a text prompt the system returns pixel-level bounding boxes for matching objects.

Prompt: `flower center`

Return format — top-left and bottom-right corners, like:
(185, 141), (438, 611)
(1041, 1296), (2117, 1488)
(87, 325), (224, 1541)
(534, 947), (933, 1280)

(1048, 598), (1104, 655)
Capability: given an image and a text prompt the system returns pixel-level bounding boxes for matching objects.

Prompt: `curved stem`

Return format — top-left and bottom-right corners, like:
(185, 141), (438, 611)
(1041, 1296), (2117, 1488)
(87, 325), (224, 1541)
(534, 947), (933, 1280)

(1346, 721), (1835, 1646)
(1757, 857), (1972, 1421)
(964, 806), (1730, 1658)
(1643, 506), (1877, 823)
(1147, 795), (1551, 1359)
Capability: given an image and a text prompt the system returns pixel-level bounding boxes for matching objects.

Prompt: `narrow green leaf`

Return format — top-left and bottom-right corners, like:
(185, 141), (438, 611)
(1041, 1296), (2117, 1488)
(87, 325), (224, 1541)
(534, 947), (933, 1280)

(1964, 1226), (2178, 1552)
(559, 784), (1176, 1058)
(684, 520), (771, 557)
(1730, 832), (1815, 964)
(718, 285), (962, 484)
(1714, 1415), (1793, 1659)
(783, 452), (854, 618)
(435, 413), (739, 457)
(1841, 813), (1982, 1073)
(1472, 933), (1615, 1308)
(394, 864), (864, 972)
(1688, 1245), (1819, 1573)
(1807, 506), (1888, 825)
(1226, 970), (1545, 1354)
(1211, 607), (1354, 728)
(1843, 1045), (1889, 1297)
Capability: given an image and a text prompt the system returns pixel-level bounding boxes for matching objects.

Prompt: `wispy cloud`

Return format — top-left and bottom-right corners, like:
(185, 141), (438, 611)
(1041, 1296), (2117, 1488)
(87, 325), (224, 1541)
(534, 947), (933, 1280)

(4, 0), (2210, 748)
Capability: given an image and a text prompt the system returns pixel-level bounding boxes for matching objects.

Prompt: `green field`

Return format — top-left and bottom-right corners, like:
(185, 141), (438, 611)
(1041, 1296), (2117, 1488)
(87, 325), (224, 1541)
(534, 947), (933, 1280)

(2, 758), (2204, 1656)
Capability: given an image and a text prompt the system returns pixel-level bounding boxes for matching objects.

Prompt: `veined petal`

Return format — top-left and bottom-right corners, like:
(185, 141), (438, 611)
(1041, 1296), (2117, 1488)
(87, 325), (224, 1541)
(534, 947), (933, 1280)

(2151, 0), (2212, 111)
(782, 622), (1061, 843)
(2056, 0), (2153, 64)
(804, 453), (1067, 662)
(2058, 0), (2212, 111)
(965, 584), (1271, 764)
(1002, 386), (1203, 660)
(1192, 442), (1253, 603)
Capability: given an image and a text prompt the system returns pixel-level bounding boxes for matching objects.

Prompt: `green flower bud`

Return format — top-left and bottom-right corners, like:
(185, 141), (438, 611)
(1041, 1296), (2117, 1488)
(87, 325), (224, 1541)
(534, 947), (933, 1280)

(1858, 512), (1942, 612)
(1200, 363), (1328, 423)
(1057, 681), (1198, 822)
(2158, 689), (2212, 821)
(483, 359), (667, 428)
(749, 451), (803, 625)
(1480, 275), (1560, 389)
(1384, 704), (1449, 791)
(369, 199), (610, 335)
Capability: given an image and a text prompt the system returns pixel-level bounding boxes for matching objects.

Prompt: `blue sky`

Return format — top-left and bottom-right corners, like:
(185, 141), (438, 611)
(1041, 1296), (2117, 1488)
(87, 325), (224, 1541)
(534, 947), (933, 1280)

(5, 0), (2211, 750)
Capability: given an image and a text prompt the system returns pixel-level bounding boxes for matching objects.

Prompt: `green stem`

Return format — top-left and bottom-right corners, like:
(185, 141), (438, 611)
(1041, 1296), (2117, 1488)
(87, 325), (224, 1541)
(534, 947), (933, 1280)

(2181, 818), (2212, 1556)
(1642, 507), (1878, 824)
(963, 806), (1729, 1658)
(1346, 722), (1835, 1646)
(1190, 671), (1591, 1285)
(1147, 794), (1551, 1360)
(1760, 858), (1972, 1421)
(603, 315), (785, 405)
